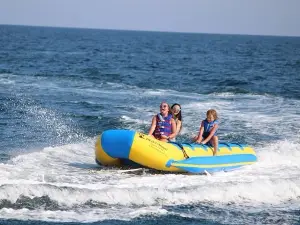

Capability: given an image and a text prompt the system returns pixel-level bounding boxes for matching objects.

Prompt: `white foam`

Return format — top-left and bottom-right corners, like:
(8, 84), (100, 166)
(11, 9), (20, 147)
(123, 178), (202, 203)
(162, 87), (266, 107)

(0, 207), (168, 223)
(0, 78), (15, 85)
(0, 140), (300, 205)
(0, 136), (300, 222)
(120, 115), (148, 125)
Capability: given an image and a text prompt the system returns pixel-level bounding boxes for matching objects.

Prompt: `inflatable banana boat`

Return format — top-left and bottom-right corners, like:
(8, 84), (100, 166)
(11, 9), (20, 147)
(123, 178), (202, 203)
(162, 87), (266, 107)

(95, 129), (257, 173)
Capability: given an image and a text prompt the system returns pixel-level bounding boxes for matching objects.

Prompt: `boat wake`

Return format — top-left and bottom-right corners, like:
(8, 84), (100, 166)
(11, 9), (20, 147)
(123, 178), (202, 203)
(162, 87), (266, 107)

(0, 139), (299, 223)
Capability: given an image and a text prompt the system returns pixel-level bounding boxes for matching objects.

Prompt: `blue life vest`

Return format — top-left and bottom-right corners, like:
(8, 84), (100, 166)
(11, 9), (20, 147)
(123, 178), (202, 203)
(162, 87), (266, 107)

(203, 119), (218, 139)
(154, 113), (172, 138)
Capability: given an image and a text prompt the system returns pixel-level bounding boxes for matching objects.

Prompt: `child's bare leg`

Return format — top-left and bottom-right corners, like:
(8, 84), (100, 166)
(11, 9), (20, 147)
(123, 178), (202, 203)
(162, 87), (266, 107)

(211, 136), (218, 155)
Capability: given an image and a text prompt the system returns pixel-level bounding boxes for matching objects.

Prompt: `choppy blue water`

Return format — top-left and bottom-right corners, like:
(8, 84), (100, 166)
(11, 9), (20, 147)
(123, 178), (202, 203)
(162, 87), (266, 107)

(0, 24), (300, 225)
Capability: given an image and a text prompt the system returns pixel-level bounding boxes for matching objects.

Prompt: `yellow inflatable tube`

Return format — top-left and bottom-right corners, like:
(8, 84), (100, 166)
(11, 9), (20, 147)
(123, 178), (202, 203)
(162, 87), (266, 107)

(95, 129), (257, 173)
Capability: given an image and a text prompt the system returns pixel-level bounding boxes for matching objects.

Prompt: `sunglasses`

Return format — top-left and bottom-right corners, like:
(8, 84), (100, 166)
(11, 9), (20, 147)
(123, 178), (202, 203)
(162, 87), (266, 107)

(160, 105), (168, 109)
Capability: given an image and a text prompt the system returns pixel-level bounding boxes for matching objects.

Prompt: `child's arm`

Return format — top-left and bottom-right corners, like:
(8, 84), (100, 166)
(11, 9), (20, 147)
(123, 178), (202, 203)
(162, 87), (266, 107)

(169, 118), (177, 139)
(195, 121), (204, 143)
(201, 123), (219, 144)
(175, 120), (182, 135)
(148, 116), (157, 137)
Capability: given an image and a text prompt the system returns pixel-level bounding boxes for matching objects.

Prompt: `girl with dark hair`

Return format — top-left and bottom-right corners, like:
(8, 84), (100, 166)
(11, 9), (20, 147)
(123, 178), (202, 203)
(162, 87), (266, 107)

(171, 103), (182, 140)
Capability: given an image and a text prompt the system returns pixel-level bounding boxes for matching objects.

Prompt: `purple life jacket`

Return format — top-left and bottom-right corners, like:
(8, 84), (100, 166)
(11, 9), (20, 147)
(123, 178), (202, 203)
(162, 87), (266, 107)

(154, 113), (172, 138)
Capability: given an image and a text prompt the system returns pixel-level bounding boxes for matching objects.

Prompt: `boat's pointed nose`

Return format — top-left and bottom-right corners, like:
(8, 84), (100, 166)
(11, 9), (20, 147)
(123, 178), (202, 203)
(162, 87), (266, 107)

(101, 129), (135, 158)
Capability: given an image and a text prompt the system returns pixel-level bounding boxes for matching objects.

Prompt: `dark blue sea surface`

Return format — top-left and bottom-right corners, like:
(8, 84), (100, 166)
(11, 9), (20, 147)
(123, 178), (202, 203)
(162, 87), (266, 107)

(0, 25), (300, 225)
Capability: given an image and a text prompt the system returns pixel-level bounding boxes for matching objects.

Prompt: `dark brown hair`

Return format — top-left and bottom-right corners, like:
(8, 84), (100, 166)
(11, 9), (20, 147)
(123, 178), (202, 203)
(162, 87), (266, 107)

(171, 103), (182, 121)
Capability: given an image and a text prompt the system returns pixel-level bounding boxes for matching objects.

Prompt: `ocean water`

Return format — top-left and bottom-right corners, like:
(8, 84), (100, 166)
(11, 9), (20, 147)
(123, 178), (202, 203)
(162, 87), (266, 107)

(0, 24), (300, 225)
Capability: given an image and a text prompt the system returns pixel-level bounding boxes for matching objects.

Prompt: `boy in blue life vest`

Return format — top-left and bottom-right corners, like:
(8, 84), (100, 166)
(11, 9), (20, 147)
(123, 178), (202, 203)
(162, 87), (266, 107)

(194, 109), (219, 156)
(148, 102), (177, 142)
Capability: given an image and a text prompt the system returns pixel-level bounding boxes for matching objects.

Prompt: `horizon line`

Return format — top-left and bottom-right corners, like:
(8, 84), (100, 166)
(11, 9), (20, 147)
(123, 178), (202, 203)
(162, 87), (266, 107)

(1, 23), (300, 38)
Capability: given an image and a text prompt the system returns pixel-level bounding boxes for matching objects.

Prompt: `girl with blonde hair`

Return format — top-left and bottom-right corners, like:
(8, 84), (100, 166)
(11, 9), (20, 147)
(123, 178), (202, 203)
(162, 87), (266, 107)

(194, 109), (219, 155)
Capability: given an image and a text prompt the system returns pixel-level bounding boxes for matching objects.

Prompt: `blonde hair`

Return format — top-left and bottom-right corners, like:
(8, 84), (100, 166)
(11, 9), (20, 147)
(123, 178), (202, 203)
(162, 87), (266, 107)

(207, 109), (218, 120)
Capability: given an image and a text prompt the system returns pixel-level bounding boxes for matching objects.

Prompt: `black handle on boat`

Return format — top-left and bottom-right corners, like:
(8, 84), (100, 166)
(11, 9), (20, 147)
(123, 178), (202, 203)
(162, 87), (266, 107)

(169, 141), (189, 159)
(180, 144), (190, 159)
